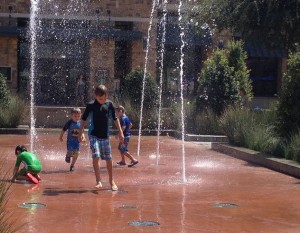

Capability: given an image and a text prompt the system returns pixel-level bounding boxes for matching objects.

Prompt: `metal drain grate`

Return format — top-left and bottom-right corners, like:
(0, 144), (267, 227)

(18, 202), (46, 209)
(128, 221), (160, 227)
(213, 203), (238, 208)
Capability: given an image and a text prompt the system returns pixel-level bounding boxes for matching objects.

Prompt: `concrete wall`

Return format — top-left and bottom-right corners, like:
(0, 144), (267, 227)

(22, 106), (87, 128)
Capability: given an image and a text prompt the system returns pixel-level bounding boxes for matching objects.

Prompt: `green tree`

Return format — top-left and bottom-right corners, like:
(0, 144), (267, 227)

(227, 40), (253, 99)
(276, 46), (300, 139)
(191, 0), (300, 50)
(197, 40), (251, 115)
(120, 67), (158, 110)
(196, 49), (238, 115)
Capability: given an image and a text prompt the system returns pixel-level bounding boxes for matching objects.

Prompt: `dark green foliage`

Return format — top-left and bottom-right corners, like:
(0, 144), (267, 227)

(120, 67), (158, 110)
(185, 107), (221, 135)
(220, 106), (283, 156)
(191, 0), (300, 50)
(0, 96), (26, 128)
(197, 49), (237, 115)
(276, 47), (300, 139)
(284, 132), (300, 162)
(227, 40), (253, 99)
(196, 40), (252, 115)
(0, 73), (9, 106)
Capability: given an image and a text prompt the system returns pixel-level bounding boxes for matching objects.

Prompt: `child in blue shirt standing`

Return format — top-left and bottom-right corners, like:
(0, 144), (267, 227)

(115, 105), (138, 167)
(59, 108), (86, 171)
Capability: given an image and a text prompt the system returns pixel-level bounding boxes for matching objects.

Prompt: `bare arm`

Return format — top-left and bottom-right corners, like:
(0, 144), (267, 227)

(81, 132), (86, 142)
(78, 119), (85, 142)
(114, 118), (124, 142)
(59, 130), (65, 142)
(12, 166), (19, 182)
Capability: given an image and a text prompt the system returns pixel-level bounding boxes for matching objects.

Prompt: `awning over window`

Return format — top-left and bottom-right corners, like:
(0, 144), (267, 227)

(0, 26), (142, 41)
(163, 24), (212, 46)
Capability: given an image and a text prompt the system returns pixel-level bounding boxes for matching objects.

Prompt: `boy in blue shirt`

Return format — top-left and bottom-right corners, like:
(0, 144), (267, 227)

(115, 105), (138, 167)
(59, 108), (86, 171)
(78, 85), (124, 191)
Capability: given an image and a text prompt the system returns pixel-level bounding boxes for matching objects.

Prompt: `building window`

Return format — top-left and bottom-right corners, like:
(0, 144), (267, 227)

(0, 67), (12, 81)
(94, 69), (109, 86)
(247, 58), (278, 97)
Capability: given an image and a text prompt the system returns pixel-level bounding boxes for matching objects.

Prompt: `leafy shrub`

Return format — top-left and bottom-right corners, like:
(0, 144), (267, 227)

(120, 67), (158, 110)
(0, 72), (9, 106)
(197, 40), (252, 116)
(244, 125), (282, 156)
(276, 47), (300, 139)
(219, 106), (250, 145)
(227, 40), (253, 100)
(0, 95), (26, 128)
(160, 103), (180, 130)
(115, 98), (158, 130)
(220, 106), (282, 155)
(284, 132), (300, 162)
(185, 107), (221, 135)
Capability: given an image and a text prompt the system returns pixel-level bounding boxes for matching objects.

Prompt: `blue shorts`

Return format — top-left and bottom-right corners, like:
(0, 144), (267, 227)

(118, 136), (130, 154)
(89, 135), (112, 160)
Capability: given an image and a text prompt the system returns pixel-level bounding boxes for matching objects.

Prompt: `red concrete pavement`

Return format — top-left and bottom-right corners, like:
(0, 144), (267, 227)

(1, 133), (300, 233)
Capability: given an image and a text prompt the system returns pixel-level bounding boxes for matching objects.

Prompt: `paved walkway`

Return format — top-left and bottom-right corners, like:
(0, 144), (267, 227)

(1, 133), (300, 233)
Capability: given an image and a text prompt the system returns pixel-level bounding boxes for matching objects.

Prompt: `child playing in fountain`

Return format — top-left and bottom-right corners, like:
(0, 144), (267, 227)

(12, 145), (42, 184)
(115, 105), (138, 167)
(78, 84), (124, 191)
(59, 107), (86, 172)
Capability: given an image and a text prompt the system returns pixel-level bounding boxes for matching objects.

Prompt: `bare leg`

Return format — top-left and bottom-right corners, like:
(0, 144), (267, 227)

(106, 160), (118, 191)
(71, 156), (78, 167)
(93, 157), (101, 183)
(120, 153), (126, 163)
(70, 156), (78, 171)
(124, 152), (137, 162)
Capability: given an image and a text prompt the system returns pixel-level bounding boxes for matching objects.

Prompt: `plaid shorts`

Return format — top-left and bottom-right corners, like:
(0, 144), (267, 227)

(118, 136), (130, 154)
(89, 135), (112, 160)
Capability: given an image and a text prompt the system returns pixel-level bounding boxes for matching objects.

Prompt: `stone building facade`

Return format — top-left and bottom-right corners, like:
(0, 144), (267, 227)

(0, 0), (164, 104)
(0, 0), (285, 110)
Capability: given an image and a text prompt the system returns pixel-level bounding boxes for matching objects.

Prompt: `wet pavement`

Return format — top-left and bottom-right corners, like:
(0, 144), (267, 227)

(1, 133), (300, 233)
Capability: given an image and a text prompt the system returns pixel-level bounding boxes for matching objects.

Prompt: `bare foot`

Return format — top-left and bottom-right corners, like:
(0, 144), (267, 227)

(95, 181), (102, 189)
(111, 181), (118, 191)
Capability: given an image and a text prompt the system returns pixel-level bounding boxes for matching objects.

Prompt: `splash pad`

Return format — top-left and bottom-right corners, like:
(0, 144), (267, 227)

(2, 133), (300, 232)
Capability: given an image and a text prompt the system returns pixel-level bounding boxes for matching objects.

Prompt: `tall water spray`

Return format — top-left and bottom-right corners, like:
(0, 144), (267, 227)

(156, 0), (168, 165)
(137, 0), (157, 156)
(178, 0), (186, 183)
(29, 0), (39, 151)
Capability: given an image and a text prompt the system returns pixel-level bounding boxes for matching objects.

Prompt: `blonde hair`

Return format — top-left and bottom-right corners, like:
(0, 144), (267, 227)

(71, 108), (81, 115)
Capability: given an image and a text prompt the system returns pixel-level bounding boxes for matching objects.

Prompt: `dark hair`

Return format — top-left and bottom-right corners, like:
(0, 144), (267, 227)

(15, 145), (27, 155)
(94, 84), (107, 97)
